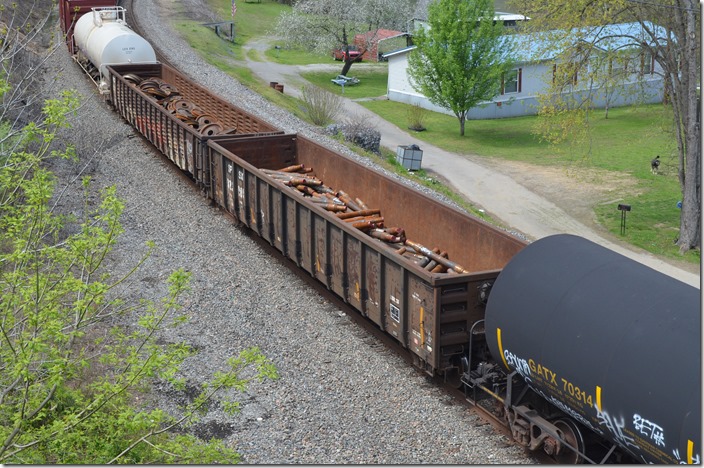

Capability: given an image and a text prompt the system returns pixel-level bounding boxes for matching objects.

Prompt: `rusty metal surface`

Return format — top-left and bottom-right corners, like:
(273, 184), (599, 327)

(206, 134), (527, 376)
(106, 63), (281, 183)
(103, 60), (527, 378)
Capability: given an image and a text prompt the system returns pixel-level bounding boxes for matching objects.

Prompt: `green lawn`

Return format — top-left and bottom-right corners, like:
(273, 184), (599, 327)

(299, 69), (389, 99)
(204, 0), (289, 53)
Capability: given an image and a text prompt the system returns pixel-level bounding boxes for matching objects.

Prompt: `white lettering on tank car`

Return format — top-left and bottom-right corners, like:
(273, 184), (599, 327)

(539, 390), (598, 432)
(633, 414), (665, 447)
(595, 406), (638, 450)
(673, 448), (701, 464)
(503, 349), (531, 381)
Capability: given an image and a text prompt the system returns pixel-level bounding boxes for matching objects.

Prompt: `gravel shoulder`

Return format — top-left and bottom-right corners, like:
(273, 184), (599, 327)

(36, 0), (536, 464)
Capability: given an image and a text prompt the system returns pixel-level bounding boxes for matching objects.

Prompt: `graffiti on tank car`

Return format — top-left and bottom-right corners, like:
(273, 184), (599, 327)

(503, 349), (531, 381)
(633, 414), (665, 447)
(673, 447), (701, 465)
(595, 406), (638, 450)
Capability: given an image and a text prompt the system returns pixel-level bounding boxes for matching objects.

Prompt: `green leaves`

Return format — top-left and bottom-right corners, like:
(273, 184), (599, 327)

(407, 0), (514, 135)
(0, 87), (277, 463)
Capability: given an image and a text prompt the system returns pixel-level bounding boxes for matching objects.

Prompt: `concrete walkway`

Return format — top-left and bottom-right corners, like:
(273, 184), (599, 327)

(243, 40), (700, 288)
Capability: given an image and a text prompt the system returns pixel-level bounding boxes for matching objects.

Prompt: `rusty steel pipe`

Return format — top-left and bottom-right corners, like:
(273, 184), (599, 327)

(405, 240), (469, 274)
(322, 204), (348, 212)
(342, 215), (383, 224)
(283, 177), (323, 187)
(336, 209), (381, 219)
(311, 184), (338, 196)
(337, 190), (362, 211)
(279, 164), (305, 173)
(351, 218), (384, 230)
(369, 228), (403, 243)
(355, 198), (369, 210)
(430, 263), (447, 273)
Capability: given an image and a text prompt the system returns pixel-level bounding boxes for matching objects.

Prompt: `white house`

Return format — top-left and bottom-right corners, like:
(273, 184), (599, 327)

(383, 22), (666, 119)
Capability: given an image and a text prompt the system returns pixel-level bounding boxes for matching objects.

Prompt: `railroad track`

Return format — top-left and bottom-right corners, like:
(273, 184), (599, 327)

(115, 1), (540, 462)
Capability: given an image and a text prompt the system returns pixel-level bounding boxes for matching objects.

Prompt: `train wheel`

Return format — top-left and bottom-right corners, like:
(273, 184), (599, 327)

(553, 419), (585, 464)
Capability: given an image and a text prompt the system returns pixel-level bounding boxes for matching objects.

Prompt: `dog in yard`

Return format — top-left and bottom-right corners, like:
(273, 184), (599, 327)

(651, 155), (660, 174)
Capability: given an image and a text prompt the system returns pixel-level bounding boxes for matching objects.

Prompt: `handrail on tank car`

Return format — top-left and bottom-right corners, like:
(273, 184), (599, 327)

(88, 6), (127, 26)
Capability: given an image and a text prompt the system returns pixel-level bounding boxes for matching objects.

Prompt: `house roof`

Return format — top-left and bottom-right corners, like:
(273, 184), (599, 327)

(383, 45), (416, 59)
(507, 21), (666, 63)
(355, 29), (403, 41)
(383, 22), (666, 63)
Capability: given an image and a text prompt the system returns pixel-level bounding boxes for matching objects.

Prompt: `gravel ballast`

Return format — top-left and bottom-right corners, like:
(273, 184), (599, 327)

(39, 0), (535, 463)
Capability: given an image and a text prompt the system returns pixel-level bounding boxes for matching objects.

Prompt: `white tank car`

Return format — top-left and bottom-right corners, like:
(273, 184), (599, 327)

(74, 7), (157, 92)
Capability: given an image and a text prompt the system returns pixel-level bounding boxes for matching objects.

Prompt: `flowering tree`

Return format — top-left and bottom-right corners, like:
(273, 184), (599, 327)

(275, 0), (414, 76)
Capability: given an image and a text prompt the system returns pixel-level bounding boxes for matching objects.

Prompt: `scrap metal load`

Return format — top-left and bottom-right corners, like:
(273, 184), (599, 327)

(123, 74), (236, 136)
(262, 164), (469, 275)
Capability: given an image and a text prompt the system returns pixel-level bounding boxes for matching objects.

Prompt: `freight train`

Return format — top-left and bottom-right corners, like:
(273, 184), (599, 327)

(57, 1), (701, 464)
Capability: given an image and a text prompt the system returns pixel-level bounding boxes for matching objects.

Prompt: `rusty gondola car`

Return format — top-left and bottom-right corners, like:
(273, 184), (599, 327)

(106, 61), (526, 377)
(108, 63), (281, 182)
(204, 133), (526, 376)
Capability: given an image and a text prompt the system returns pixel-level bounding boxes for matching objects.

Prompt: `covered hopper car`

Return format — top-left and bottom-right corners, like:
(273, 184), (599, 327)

(58, 1), (701, 463)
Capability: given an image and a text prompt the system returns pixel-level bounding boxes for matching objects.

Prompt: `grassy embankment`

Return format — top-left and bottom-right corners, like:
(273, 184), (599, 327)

(172, 1), (698, 264)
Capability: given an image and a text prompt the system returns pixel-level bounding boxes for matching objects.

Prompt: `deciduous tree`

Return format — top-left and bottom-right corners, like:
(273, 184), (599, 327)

(274, 0), (414, 76)
(0, 4), (278, 463)
(514, 0), (701, 252)
(407, 0), (514, 136)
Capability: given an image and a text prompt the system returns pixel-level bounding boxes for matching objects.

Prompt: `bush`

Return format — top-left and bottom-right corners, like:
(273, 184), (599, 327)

(0, 89), (279, 465)
(325, 113), (381, 154)
(406, 104), (427, 131)
(301, 84), (342, 126)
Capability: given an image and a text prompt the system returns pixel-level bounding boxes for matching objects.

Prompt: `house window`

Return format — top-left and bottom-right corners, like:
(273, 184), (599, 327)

(502, 68), (521, 94)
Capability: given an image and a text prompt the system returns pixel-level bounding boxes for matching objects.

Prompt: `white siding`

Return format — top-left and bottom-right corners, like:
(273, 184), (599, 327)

(385, 43), (665, 119)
